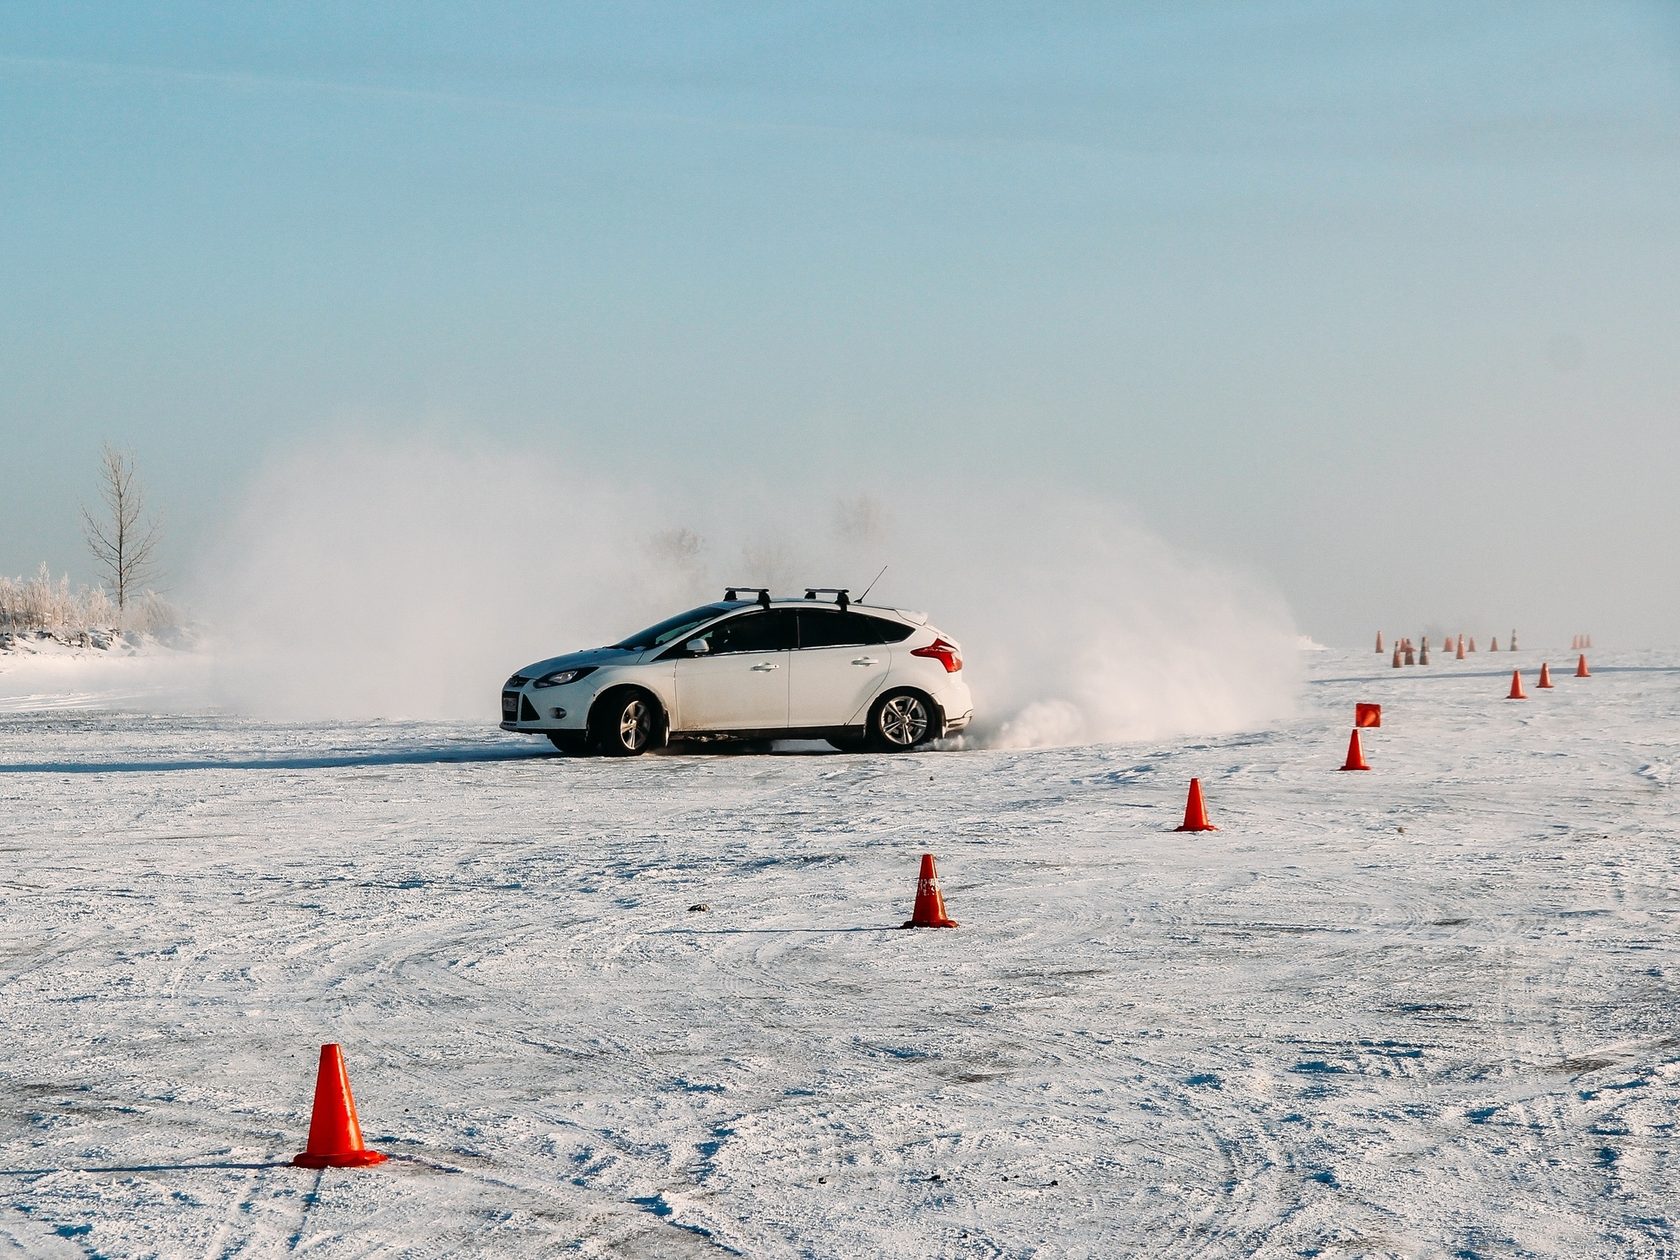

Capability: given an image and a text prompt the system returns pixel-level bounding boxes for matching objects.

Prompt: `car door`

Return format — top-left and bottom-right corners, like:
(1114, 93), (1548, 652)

(669, 609), (795, 732)
(788, 610), (893, 728)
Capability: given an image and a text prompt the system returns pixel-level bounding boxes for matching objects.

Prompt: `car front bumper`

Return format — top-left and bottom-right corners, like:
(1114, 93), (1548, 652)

(501, 687), (590, 734)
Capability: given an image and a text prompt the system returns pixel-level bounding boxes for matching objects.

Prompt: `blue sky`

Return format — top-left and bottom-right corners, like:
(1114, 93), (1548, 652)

(3, 3), (1678, 644)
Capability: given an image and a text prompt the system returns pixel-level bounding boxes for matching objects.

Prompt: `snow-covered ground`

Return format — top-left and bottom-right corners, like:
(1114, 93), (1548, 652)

(0, 646), (1675, 1257)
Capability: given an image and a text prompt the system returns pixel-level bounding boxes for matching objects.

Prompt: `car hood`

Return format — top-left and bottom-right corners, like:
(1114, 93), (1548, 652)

(512, 645), (642, 681)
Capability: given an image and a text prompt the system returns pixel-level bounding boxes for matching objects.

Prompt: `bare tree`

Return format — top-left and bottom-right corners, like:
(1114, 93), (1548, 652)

(82, 443), (161, 615)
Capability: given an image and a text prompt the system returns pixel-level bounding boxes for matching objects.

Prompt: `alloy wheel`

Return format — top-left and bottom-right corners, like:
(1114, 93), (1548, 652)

(879, 694), (929, 747)
(619, 699), (652, 751)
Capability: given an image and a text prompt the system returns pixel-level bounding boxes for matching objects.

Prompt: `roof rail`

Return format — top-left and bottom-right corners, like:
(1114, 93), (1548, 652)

(723, 586), (772, 610)
(803, 587), (851, 611)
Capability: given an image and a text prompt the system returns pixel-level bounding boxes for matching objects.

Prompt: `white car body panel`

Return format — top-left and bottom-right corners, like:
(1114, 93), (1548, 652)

(788, 645), (890, 727)
(674, 652), (789, 730)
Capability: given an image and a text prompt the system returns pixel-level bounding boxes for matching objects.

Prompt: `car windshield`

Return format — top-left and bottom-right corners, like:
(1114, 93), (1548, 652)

(612, 602), (737, 650)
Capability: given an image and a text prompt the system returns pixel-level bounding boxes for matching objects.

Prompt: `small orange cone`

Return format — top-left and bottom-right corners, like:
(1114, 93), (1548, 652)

(1510, 629), (1519, 651)
(1391, 644), (1402, 668)
(1575, 654), (1590, 678)
(1455, 635), (1466, 660)
(1571, 634), (1580, 651)
(293, 1044), (388, 1168)
(1355, 702), (1381, 728)
(1468, 637), (1476, 653)
(900, 853), (958, 928)
(1537, 662), (1553, 688)
(1507, 669), (1526, 700)
(1403, 642), (1416, 666)
(1174, 778), (1218, 832)
(1375, 631), (1384, 653)
(1490, 637), (1500, 652)
(1419, 639), (1430, 665)
(1339, 728), (1370, 771)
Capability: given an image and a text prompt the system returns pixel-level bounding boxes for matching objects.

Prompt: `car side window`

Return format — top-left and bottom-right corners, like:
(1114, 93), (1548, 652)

(797, 611), (865, 648)
(696, 610), (796, 655)
(857, 614), (914, 644)
(797, 611), (914, 648)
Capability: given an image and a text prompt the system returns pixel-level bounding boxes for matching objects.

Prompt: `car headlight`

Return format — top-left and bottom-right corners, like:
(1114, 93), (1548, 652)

(532, 666), (596, 689)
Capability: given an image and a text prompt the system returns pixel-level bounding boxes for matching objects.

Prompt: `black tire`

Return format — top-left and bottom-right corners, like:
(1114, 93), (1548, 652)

(866, 690), (938, 752)
(826, 734), (868, 753)
(546, 732), (589, 756)
(588, 689), (663, 757)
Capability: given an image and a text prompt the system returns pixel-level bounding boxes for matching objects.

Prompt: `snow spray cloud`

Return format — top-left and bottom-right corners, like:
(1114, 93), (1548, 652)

(678, 492), (1305, 747)
(193, 435), (706, 720)
(196, 433), (1302, 740)
(903, 503), (1303, 747)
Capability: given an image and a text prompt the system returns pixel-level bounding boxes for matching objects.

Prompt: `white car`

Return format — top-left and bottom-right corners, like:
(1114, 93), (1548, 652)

(501, 588), (973, 755)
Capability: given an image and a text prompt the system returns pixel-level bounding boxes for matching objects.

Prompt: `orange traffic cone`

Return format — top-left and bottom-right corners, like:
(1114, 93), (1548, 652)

(1375, 631), (1384, 653)
(1391, 644), (1402, 668)
(1571, 635), (1580, 650)
(1510, 630), (1519, 651)
(1575, 654), (1590, 678)
(1339, 728), (1370, 771)
(900, 853), (958, 928)
(1355, 702), (1381, 728)
(293, 1044), (388, 1168)
(1537, 662), (1553, 688)
(1506, 669), (1526, 700)
(1468, 637), (1476, 653)
(1491, 637), (1500, 652)
(1585, 635), (1593, 649)
(1403, 642), (1416, 666)
(1419, 639), (1430, 665)
(1455, 635), (1466, 660)
(1174, 778), (1218, 832)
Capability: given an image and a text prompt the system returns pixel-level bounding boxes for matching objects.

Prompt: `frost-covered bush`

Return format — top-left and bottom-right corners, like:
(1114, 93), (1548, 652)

(0, 564), (181, 636)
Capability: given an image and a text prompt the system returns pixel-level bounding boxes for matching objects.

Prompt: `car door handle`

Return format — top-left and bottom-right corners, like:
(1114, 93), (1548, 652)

(750, 662), (780, 672)
(850, 657), (879, 666)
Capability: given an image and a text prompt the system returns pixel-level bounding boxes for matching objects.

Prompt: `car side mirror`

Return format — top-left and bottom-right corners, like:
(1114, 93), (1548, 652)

(684, 638), (711, 656)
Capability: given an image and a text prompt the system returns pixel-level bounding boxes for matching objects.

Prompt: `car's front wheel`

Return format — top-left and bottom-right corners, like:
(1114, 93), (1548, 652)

(589, 689), (662, 756)
(868, 690), (937, 752)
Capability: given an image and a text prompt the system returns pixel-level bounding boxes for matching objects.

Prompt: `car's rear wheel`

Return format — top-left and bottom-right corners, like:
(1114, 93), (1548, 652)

(868, 690), (937, 752)
(589, 689), (662, 756)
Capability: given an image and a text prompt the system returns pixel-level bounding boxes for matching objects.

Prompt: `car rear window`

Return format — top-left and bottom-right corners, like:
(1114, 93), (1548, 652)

(797, 610), (913, 648)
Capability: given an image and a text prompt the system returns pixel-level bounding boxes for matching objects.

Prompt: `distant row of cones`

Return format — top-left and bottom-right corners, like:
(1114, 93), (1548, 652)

(1377, 630), (1527, 657)
(1381, 633), (1577, 666)
(1379, 632), (1595, 660)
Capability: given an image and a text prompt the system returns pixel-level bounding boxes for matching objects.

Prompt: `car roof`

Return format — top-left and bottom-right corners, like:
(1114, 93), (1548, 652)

(713, 598), (926, 623)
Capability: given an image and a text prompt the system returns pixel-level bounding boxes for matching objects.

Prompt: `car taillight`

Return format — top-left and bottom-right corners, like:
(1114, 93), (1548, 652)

(911, 637), (962, 673)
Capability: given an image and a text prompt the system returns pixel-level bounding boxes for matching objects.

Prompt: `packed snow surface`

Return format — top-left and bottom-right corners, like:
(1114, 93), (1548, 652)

(0, 647), (1675, 1257)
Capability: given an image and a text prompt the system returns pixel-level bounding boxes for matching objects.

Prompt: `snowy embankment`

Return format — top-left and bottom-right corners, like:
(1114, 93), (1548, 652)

(0, 630), (212, 715)
(0, 646), (1675, 1257)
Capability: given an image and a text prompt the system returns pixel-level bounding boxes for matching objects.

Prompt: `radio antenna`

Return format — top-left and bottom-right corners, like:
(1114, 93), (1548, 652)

(858, 564), (888, 603)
